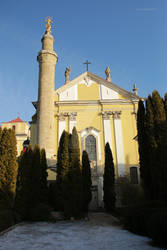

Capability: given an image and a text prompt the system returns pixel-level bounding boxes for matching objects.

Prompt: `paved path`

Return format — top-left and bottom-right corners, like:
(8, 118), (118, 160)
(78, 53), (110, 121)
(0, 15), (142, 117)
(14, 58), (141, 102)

(0, 213), (163, 250)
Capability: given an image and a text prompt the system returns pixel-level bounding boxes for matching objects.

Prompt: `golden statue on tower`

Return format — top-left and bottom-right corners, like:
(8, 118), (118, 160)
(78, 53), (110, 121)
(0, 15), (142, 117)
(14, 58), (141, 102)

(45, 17), (52, 33)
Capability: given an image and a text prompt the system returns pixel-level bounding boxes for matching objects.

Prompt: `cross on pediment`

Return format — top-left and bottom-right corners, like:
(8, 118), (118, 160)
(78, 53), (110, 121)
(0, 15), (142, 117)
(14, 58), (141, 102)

(83, 60), (91, 71)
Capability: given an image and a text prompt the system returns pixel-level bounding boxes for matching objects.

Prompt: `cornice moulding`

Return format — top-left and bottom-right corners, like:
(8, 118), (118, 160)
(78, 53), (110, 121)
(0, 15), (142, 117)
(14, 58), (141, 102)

(55, 99), (137, 106)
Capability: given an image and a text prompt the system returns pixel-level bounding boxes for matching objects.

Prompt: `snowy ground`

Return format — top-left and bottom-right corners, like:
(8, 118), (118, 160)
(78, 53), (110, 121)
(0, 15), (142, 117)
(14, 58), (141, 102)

(0, 213), (164, 250)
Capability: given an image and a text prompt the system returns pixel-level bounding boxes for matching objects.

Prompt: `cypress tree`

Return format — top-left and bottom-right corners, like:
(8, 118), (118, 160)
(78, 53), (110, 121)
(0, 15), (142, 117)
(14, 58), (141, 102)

(63, 127), (82, 218)
(137, 100), (146, 169)
(145, 95), (157, 199)
(151, 91), (167, 200)
(152, 90), (166, 146)
(15, 146), (33, 219)
(0, 127), (2, 140)
(16, 145), (50, 220)
(30, 145), (41, 206)
(70, 127), (80, 169)
(55, 130), (69, 210)
(145, 95), (157, 149)
(40, 149), (48, 203)
(137, 91), (167, 201)
(103, 142), (115, 211)
(57, 131), (69, 181)
(144, 91), (167, 200)
(82, 150), (92, 213)
(0, 128), (18, 209)
(68, 133), (72, 163)
(155, 120), (167, 200)
(164, 93), (167, 119)
(152, 90), (166, 124)
(137, 100), (149, 197)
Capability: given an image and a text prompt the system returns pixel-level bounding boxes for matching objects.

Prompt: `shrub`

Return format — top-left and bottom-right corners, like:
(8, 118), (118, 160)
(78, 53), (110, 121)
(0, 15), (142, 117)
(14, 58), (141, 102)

(28, 203), (52, 221)
(147, 210), (167, 245)
(116, 176), (145, 206)
(0, 209), (15, 231)
(127, 207), (160, 235)
(136, 200), (167, 209)
(48, 182), (58, 210)
(121, 201), (167, 236)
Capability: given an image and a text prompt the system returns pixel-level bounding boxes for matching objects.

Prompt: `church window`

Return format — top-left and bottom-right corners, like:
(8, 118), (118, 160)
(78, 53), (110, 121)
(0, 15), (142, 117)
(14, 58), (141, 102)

(85, 135), (97, 161)
(130, 166), (138, 184)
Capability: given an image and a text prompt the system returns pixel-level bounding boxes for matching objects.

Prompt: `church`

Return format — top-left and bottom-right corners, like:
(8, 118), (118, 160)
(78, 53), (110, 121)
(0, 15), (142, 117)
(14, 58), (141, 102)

(30, 18), (140, 209)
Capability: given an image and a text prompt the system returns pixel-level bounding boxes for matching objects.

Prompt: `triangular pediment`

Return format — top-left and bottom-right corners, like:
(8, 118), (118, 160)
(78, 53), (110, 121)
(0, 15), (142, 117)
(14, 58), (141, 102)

(55, 71), (140, 102)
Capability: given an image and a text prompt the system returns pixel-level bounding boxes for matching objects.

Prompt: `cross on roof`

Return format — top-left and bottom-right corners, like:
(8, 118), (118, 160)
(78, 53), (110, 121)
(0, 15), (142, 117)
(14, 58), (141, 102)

(83, 60), (91, 71)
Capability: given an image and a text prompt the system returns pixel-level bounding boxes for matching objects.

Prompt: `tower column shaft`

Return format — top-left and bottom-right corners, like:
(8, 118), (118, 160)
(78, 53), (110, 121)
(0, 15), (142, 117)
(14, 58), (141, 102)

(36, 23), (58, 158)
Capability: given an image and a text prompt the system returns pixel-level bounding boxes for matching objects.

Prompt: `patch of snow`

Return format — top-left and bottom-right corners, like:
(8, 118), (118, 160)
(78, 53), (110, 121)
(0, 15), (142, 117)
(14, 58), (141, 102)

(0, 213), (163, 250)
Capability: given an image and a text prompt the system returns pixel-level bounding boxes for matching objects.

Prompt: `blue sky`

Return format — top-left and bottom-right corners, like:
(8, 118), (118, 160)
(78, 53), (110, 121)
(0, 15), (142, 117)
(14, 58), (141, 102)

(0, 0), (166, 124)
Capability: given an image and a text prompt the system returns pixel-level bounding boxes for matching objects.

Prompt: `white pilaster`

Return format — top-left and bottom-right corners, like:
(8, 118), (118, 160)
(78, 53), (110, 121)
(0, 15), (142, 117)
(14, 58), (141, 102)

(68, 112), (77, 133)
(58, 114), (66, 141)
(113, 111), (125, 176)
(102, 111), (112, 149)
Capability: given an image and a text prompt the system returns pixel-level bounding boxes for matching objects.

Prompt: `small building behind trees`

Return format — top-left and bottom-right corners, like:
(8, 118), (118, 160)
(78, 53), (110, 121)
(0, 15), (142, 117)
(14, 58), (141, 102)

(1, 117), (30, 156)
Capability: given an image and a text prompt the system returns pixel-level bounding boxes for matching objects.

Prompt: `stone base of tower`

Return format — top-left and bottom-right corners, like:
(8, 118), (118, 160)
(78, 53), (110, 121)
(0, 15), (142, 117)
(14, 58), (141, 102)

(47, 158), (57, 182)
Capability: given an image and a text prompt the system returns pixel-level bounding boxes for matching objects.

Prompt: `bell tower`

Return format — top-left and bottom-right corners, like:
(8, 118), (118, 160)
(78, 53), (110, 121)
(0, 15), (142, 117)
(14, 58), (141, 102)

(37, 18), (58, 158)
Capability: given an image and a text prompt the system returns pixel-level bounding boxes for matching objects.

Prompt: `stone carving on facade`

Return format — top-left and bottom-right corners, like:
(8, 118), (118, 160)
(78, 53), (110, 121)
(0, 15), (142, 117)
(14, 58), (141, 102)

(112, 111), (122, 119)
(65, 66), (71, 84)
(105, 66), (111, 82)
(79, 77), (94, 87)
(68, 112), (77, 121)
(84, 77), (92, 87)
(90, 161), (98, 177)
(131, 111), (137, 120)
(58, 113), (67, 121)
(86, 127), (93, 133)
(101, 111), (112, 120)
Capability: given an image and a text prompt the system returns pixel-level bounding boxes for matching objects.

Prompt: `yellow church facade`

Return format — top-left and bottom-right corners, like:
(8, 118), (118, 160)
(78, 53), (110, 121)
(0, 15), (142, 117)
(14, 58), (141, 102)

(30, 19), (140, 208)
(31, 71), (139, 177)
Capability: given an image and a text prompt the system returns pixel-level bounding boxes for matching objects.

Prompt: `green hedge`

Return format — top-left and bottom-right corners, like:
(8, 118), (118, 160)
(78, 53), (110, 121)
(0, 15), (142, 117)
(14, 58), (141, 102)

(117, 200), (167, 247)
(0, 209), (15, 232)
(147, 210), (167, 244)
(126, 207), (160, 235)
(28, 203), (52, 221)
(120, 201), (167, 236)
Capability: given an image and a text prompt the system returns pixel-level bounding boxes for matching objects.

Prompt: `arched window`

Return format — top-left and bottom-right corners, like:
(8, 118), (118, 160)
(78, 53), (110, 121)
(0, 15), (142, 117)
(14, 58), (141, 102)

(130, 166), (138, 184)
(85, 135), (97, 161)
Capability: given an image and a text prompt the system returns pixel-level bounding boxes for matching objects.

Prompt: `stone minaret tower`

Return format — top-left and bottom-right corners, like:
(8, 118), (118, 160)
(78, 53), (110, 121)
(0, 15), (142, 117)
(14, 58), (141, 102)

(37, 18), (58, 158)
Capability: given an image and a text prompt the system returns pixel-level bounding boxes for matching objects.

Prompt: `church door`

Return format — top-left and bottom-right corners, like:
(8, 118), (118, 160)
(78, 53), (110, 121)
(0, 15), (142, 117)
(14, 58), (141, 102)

(85, 135), (98, 210)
